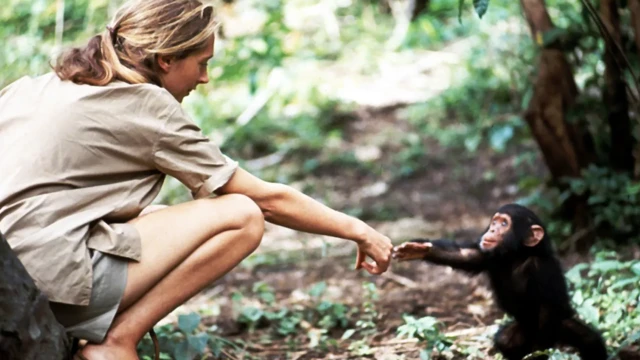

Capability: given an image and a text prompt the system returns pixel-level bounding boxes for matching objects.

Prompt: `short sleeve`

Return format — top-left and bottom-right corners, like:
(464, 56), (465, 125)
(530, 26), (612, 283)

(0, 76), (28, 98)
(153, 106), (238, 199)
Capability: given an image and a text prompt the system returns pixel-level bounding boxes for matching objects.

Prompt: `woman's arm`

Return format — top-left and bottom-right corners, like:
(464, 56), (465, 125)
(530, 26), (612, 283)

(215, 168), (392, 274)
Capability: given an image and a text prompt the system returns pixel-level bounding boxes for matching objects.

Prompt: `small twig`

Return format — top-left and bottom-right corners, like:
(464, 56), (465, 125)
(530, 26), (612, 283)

(375, 338), (419, 346)
(244, 148), (290, 172)
(473, 313), (487, 327)
(234, 68), (285, 127)
(445, 324), (499, 338)
(557, 225), (595, 252)
(220, 348), (238, 360)
(382, 271), (419, 288)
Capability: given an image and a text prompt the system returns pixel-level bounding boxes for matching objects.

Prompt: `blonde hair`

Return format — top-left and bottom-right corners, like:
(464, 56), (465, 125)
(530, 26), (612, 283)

(54, 0), (216, 86)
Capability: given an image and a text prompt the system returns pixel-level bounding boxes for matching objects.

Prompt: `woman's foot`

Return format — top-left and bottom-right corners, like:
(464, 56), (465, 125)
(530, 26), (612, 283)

(76, 336), (140, 360)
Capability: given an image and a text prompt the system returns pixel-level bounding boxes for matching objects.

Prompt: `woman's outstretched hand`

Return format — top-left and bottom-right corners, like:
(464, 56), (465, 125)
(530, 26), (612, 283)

(354, 227), (393, 275)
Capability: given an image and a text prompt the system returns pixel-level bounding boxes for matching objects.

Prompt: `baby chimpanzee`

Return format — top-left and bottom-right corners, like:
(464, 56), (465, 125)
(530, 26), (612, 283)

(393, 204), (608, 360)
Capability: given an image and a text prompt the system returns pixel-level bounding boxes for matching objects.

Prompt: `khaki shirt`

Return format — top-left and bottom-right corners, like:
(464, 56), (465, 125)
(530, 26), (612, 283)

(0, 73), (238, 305)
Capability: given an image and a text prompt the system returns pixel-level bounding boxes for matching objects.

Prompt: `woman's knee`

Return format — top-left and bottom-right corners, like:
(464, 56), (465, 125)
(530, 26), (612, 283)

(202, 194), (264, 242)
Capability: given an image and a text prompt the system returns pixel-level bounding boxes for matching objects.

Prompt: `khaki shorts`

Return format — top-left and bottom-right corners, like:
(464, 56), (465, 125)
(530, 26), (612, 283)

(49, 250), (128, 343)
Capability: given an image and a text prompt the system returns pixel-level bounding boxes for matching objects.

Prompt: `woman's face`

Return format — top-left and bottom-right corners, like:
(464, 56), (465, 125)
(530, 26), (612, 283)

(157, 35), (214, 103)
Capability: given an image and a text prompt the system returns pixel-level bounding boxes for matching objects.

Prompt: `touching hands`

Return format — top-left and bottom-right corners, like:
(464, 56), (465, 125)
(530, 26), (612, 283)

(392, 241), (432, 261)
(354, 227), (393, 275)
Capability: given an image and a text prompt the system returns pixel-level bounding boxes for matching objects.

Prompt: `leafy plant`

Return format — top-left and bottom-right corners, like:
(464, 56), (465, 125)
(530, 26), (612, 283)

(137, 312), (244, 360)
(565, 251), (640, 347)
(396, 315), (452, 359)
(563, 166), (640, 240)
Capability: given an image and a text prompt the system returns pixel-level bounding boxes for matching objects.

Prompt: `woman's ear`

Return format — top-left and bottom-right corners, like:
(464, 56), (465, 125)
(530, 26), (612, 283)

(157, 55), (173, 73)
(524, 224), (544, 247)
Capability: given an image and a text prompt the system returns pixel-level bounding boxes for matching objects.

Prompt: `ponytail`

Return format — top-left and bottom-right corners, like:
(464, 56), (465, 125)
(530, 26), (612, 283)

(52, 0), (216, 87)
(53, 29), (157, 86)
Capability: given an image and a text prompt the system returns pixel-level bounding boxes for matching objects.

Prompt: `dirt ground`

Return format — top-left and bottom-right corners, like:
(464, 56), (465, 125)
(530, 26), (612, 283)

(155, 103), (608, 360)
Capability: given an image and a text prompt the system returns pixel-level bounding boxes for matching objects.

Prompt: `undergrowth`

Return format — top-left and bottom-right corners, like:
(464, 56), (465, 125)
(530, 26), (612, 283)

(137, 251), (639, 360)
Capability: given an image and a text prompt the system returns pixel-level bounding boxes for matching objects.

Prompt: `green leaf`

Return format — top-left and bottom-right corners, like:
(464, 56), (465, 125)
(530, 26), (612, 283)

(259, 291), (276, 305)
(627, 183), (640, 195)
(420, 348), (432, 360)
(309, 281), (327, 298)
(631, 262), (640, 275)
(488, 125), (514, 153)
(174, 340), (198, 360)
(473, 0), (489, 18)
(249, 68), (258, 95)
(464, 133), (481, 152)
(609, 277), (640, 290)
(241, 306), (264, 323)
(416, 316), (438, 329)
(576, 300), (600, 325)
(209, 339), (223, 357)
(571, 290), (584, 306)
(590, 260), (622, 273)
(187, 333), (208, 353)
(458, 0), (465, 24)
(565, 263), (588, 284)
(541, 28), (566, 46)
(341, 328), (356, 340)
(604, 310), (622, 324)
(521, 87), (533, 110)
(178, 313), (201, 334)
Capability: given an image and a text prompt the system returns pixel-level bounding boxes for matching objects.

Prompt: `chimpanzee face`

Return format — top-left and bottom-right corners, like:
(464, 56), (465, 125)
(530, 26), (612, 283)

(479, 204), (546, 254)
(480, 212), (512, 251)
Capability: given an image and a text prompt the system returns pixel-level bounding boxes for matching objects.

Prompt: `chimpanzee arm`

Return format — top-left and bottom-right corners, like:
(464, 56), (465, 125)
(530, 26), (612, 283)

(411, 238), (488, 273)
(526, 257), (575, 320)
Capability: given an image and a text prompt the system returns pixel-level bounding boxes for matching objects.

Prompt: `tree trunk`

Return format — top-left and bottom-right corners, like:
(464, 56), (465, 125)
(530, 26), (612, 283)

(519, 0), (595, 252)
(601, 0), (634, 173)
(520, 0), (594, 180)
(0, 232), (71, 360)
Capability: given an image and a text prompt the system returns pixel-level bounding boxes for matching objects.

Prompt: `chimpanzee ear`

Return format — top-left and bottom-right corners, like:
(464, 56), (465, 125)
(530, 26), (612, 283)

(524, 224), (544, 247)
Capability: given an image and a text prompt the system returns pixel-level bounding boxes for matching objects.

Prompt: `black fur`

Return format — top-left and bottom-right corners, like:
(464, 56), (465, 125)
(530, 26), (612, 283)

(411, 203), (607, 360)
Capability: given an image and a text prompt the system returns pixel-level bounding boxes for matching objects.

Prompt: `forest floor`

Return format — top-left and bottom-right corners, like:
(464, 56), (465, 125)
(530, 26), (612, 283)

(156, 102), (599, 359)
(152, 30), (638, 359)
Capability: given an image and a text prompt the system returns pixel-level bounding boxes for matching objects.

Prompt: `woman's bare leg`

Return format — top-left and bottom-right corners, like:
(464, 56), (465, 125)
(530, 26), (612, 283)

(79, 194), (264, 360)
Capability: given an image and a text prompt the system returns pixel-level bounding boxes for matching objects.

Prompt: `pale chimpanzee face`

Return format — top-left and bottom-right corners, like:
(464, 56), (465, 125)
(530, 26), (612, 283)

(480, 212), (512, 251)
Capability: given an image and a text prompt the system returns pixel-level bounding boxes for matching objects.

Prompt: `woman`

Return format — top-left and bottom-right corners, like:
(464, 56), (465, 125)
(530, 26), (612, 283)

(0, 0), (393, 359)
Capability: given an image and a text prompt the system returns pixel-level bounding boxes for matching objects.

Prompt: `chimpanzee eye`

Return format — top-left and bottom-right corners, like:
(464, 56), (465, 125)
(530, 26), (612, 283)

(502, 221), (508, 226)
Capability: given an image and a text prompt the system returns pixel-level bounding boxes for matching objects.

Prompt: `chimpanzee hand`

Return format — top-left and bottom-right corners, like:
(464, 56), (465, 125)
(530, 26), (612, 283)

(392, 241), (433, 261)
(354, 227), (393, 275)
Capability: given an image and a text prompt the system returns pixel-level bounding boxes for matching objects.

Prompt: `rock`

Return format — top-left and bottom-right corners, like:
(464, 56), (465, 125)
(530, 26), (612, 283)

(0, 232), (71, 360)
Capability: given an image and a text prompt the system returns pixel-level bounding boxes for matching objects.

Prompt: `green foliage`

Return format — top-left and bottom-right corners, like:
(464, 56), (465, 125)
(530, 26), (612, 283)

(520, 165), (640, 244)
(564, 166), (640, 239)
(396, 315), (452, 359)
(210, 0), (288, 86)
(400, 79), (526, 155)
(230, 280), (360, 350)
(0, 0), (117, 87)
(354, 282), (379, 333)
(137, 313), (244, 360)
(565, 251), (640, 347)
(472, 0), (490, 18)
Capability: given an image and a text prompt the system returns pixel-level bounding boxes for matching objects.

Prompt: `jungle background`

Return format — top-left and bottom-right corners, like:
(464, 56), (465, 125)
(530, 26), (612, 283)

(1, 0), (639, 358)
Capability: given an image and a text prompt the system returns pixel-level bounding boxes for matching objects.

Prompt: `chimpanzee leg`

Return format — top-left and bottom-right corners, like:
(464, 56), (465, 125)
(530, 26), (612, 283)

(494, 322), (537, 360)
(556, 317), (608, 360)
